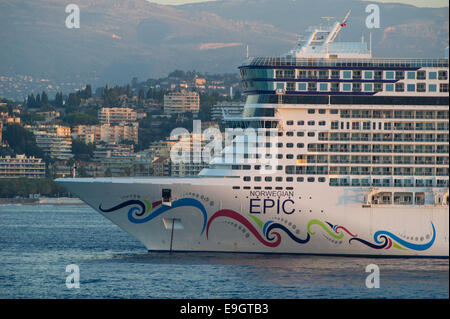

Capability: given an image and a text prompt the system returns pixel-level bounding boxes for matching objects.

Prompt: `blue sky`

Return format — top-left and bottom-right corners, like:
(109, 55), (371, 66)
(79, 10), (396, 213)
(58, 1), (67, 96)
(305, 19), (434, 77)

(147, 0), (449, 7)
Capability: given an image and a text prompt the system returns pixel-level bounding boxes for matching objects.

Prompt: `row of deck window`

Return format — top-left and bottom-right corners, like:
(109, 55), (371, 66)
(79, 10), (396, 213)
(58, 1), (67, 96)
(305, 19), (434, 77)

(267, 69), (449, 81)
(229, 155), (448, 166)
(330, 178), (448, 187)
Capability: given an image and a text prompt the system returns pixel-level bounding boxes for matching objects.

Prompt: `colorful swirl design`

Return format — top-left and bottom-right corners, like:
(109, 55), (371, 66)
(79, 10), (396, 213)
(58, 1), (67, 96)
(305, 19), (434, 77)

(99, 200), (147, 216)
(349, 222), (436, 251)
(99, 197), (208, 235)
(100, 197), (436, 252)
(206, 209), (281, 247)
(263, 221), (310, 244)
(207, 210), (311, 247)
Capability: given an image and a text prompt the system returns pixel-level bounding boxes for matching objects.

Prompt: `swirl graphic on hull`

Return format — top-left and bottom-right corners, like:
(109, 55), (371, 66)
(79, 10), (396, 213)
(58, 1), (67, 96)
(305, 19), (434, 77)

(99, 198), (208, 235)
(99, 197), (437, 252)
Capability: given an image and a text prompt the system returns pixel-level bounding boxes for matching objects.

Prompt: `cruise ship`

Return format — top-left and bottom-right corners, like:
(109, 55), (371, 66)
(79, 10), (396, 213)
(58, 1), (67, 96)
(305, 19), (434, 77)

(57, 12), (449, 257)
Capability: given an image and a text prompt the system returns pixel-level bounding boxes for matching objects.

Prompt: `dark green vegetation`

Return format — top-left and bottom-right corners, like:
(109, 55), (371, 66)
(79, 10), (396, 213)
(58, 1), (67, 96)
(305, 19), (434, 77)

(0, 178), (68, 198)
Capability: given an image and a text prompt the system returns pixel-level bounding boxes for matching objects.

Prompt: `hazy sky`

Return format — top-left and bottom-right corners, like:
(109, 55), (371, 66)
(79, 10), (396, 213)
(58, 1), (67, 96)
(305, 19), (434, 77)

(147, 0), (449, 7)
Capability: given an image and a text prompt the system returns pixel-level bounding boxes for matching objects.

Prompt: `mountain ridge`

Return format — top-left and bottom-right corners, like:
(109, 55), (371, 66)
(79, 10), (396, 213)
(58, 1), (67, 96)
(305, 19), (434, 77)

(0, 0), (448, 90)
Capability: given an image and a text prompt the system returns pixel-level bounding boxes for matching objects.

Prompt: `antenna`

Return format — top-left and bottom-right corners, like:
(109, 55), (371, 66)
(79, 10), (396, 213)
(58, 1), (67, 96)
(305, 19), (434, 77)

(246, 45), (249, 59)
(369, 32), (372, 56)
(327, 9), (352, 43)
(342, 9), (351, 25)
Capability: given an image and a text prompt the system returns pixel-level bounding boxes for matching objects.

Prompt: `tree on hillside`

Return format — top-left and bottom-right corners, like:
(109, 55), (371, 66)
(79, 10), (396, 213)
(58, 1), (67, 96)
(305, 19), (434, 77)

(26, 93), (36, 108)
(4, 124), (45, 158)
(67, 93), (81, 108)
(54, 92), (64, 108)
(71, 139), (95, 161)
(41, 91), (49, 107)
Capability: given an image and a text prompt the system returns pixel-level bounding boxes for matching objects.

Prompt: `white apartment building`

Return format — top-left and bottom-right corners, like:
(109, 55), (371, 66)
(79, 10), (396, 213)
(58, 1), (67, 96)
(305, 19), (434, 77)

(0, 154), (46, 178)
(164, 91), (200, 114)
(72, 123), (139, 145)
(34, 132), (73, 160)
(98, 107), (138, 125)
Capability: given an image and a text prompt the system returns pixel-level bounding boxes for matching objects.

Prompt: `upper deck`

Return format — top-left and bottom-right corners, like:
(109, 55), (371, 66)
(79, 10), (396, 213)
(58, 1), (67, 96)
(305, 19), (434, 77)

(241, 57), (449, 70)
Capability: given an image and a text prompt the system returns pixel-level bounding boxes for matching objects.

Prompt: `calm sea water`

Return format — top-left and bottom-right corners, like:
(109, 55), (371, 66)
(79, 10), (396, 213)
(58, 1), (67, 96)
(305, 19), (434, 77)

(0, 204), (448, 299)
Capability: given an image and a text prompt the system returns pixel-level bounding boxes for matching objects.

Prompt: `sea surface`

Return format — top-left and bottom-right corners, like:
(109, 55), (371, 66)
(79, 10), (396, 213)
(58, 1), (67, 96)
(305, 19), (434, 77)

(0, 204), (448, 299)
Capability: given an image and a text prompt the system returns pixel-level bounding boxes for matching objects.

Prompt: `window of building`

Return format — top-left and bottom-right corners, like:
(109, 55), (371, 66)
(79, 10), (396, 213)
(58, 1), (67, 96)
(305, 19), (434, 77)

(297, 143), (304, 148)
(407, 72), (416, 80)
(407, 84), (415, 92)
(343, 83), (351, 91)
(319, 83), (328, 91)
(343, 71), (351, 79)
(331, 121), (339, 130)
(308, 109), (315, 114)
(286, 82), (295, 91)
(428, 72), (437, 80)
(308, 82), (317, 91)
(440, 83), (449, 92)
(385, 71), (394, 79)
(298, 82), (307, 91)
(386, 83), (394, 91)
(438, 70), (448, 80)
(331, 70), (340, 79)
(297, 131), (305, 137)
(298, 70), (307, 79)
(307, 132), (315, 137)
(287, 120), (294, 125)
(416, 83), (426, 92)
(319, 70), (329, 79)
(285, 70), (295, 78)
(352, 83), (362, 92)
(297, 120), (305, 125)
(318, 121), (326, 126)
(374, 71), (383, 80)
(395, 83), (404, 92)
(276, 82), (285, 90)
(374, 83), (383, 92)
(364, 71), (373, 79)
(364, 83), (373, 92)
(308, 120), (315, 125)
(331, 82), (340, 92)
(363, 121), (371, 130)
(417, 71), (426, 80)
(395, 71), (404, 80)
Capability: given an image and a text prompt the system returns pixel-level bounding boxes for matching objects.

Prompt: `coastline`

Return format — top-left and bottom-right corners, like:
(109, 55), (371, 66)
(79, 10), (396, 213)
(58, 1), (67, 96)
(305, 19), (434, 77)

(0, 197), (86, 206)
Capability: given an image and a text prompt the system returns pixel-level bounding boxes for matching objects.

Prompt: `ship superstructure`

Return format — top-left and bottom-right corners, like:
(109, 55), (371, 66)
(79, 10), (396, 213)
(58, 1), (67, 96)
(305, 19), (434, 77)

(57, 12), (449, 257)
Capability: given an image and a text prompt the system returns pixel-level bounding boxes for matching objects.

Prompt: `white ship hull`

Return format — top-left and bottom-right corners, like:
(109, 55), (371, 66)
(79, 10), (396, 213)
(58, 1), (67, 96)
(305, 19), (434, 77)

(57, 177), (449, 257)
